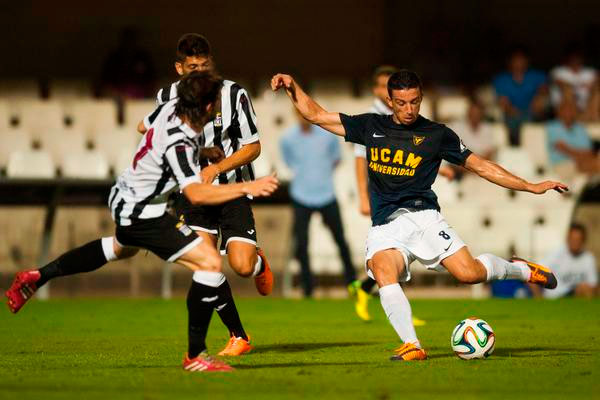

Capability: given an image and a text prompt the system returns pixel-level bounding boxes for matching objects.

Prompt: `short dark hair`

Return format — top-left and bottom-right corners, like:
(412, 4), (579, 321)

(569, 222), (587, 240)
(387, 69), (422, 97)
(372, 65), (398, 85)
(175, 71), (222, 131)
(176, 33), (211, 62)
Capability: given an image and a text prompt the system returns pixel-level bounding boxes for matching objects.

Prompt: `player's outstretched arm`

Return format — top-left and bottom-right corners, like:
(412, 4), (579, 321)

(464, 153), (569, 195)
(183, 174), (279, 205)
(271, 74), (346, 136)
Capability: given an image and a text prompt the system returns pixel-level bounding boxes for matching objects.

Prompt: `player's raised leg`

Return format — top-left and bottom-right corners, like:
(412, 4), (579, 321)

(441, 247), (557, 289)
(227, 241), (273, 296)
(369, 249), (427, 361)
(5, 237), (138, 313)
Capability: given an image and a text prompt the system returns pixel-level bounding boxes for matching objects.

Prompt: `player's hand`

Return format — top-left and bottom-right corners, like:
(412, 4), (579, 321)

(201, 164), (220, 184)
(271, 74), (294, 91)
(359, 199), (371, 216)
(200, 147), (225, 163)
(243, 173), (279, 197)
(528, 180), (569, 194)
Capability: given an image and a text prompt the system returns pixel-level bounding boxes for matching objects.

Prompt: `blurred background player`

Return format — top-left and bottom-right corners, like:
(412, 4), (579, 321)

(280, 109), (356, 297)
(5, 71), (279, 372)
(530, 223), (598, 298)
(272, 70), (567, 361)
(140, 33), (272, 356)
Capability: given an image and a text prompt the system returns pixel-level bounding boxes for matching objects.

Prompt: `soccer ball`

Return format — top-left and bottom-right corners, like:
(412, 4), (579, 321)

(451, 317), (495, 360)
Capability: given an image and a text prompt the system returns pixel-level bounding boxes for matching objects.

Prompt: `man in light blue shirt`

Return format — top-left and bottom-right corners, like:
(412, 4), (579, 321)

(280, 112), (356, 297)
(546, 100), (593, 166)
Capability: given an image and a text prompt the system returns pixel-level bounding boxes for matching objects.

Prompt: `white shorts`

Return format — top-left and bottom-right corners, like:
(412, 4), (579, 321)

(365, 209), (465, 282)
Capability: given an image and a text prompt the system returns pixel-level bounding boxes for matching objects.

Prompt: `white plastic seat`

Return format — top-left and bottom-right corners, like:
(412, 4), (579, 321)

(124, 99), (157, 131)
(489, 122), (509, 149)
(7, 150), (55, 178)
(584, 123), (600, 140)
(114, 148), (135, 176)
(437, 95), (469, 122)
(432, 176), (459, 205)
(68, 99), (119, 138)
(419, 97), (434, 119)
(92, 127), (141, 168)
(41, 128), (88, 165)
(61, 151), (110, 179)
(458, 175), (510, 203)
(530, 225), (564, 261)
(521, 123), (549, 172)
(0, 100), (10, 131)
(16, 100), (65, 140)
(0, 128), (31, 167)
(496, 147), (536, 180)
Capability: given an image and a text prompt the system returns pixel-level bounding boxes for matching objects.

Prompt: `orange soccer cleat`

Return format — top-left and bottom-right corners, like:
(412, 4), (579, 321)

(182, 353), (233, 372)
(390, 343), (428, 361)
(254, 248), (273, 296)
(218, 335), (253, 356)
(511, 257), (558, 289)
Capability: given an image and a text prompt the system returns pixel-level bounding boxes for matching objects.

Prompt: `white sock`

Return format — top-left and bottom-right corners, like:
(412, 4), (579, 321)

(252, 255), (263, 277)
(101, 237), (118, 261)
(379, 283), (420, 347)
(476, 253), (531, 282)
(192, 270), (227, 287)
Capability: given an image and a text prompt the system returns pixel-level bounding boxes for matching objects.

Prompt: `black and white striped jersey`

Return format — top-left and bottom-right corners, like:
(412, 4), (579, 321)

(143, 79), (259, 185)
(110, 99), (202, 226)
(354, 98), (392, 158)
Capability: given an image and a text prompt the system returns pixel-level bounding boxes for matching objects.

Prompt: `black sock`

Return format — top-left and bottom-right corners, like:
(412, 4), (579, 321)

(37, 239), (108, 287)
(215, 280), (247, 340)
(361, 277), (377, 293)
(187, 280), (217, 358)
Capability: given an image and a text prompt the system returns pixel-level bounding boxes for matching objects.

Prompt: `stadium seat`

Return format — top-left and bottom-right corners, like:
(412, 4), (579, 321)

(41, 128), (88, 165)
(61, 150), (110, 179)
(458, 175), (510, 203)
(16, 100), (65, 140)
(585, 123), (600, 140)
(432, 175), (459, 205)
(437, 95), (469, 122)
(124, 99), (157, 132)
(0, 99), (10, 131)
(92, 126), (141, 168)
(7, 150), (56, 178)
(530, 225), (564, 261)
(496, 147), (536, 180)
(0, 128), (31, 168)
(489, 122), (509, 149)
(520, 123), (549, 173)
(114, 148), (134, 175)
(420, 97), (434, 119)
(68, 99), (119, 137)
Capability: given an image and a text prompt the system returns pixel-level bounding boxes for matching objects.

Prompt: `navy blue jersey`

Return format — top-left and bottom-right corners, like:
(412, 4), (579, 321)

(341, 113), (472, 226)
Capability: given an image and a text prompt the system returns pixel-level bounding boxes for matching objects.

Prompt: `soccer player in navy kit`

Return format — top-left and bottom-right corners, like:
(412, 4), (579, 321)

(272, 70), (567, 361)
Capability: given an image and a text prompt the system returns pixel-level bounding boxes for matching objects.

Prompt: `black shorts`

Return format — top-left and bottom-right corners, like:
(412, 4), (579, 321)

(175, 195), (257, 254)
(115, 214), (202, 262)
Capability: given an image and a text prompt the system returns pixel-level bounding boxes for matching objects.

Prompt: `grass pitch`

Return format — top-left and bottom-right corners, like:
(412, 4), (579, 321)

(0, 297), (598, 400)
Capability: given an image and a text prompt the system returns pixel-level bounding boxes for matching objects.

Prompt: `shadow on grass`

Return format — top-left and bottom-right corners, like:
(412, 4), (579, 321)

(255, 342), (378, 353)
(235, 361), (374, 370)
(493, 346), (592, 358)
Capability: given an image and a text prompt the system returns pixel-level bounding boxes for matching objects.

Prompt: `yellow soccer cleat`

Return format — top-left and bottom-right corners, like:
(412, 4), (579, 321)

(355, 287), (372, 322)
(390, 342), (428, 361)
(412, 316), (427, 326)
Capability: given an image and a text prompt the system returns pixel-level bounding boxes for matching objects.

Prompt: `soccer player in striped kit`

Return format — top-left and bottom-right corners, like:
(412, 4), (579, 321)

(6, 72), (279, 371)
(139, 33), (272, 356)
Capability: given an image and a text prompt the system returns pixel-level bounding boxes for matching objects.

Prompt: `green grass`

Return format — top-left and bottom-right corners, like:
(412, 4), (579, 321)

(0, 297), (598, 400)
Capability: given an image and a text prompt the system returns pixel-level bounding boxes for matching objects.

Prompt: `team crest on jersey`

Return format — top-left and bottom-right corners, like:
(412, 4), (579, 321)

(214, 112), (223, 128)
(413, 135), (425, 146)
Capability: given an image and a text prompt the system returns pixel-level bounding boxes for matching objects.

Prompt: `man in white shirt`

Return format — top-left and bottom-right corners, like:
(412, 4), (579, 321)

(536, 223), (597, 298)
(551, 46), (599, 121)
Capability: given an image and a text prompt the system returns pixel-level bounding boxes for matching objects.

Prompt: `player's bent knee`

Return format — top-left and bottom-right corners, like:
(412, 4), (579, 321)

(228, 253), (254, 277)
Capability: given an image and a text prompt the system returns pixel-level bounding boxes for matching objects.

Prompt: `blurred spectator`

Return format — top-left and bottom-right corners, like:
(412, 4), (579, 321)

(100, 27), (156, 99)
(493, 47), (548, 145)
(550, 45), (599, 121)
(449, 101), (497, 160)
(531, 223), (598, 299)
(280, 110), (356, 297)
(546, 100), (594, 190)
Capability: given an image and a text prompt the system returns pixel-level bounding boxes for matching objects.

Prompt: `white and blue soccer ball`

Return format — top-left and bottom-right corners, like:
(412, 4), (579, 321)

(451, 317), (495, 360)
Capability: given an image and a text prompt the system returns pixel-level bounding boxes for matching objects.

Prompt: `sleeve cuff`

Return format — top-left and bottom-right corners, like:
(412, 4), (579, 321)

(178, 176), (201, 190)
(239, 135), (260, 145)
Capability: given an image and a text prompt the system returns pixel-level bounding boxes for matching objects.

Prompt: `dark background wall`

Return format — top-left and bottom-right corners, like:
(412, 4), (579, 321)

(1, 0), (599, 88)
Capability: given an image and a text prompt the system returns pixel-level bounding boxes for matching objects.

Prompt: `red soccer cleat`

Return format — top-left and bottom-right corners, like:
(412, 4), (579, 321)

(5, 270), (41, 314)
(182, 353), (234, 372)
(254, 248), (273, 296)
